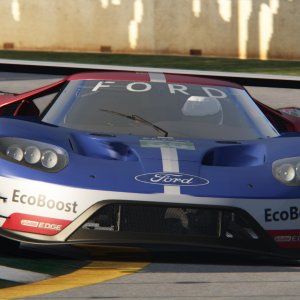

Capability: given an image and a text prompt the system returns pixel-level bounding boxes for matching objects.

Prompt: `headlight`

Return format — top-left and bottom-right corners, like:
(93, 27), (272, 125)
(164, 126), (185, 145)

(41, 150), (58, 169)
(24, 146), (41, 164)
(272, 157), (300, 186)
(6, 145), (24, 161)
(0, 137), (68, 172)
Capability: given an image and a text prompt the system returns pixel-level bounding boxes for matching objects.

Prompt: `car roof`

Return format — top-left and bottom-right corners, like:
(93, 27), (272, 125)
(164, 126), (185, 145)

(67, 71), (244, 89)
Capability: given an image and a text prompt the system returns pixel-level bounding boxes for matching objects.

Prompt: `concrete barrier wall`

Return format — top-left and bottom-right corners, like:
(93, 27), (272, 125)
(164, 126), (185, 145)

(0, 0), (299, 60)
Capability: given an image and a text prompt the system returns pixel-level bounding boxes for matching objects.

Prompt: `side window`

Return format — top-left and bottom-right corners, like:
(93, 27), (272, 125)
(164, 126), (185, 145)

(33, 92), (59, 115)
(1, 82), (66, 118)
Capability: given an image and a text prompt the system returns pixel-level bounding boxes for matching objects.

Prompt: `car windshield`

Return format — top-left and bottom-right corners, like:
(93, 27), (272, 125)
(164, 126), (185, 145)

(42, 79), (279, 140)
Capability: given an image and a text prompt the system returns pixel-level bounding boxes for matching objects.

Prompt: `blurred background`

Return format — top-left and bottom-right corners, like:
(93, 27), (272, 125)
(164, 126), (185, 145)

(0, 0), (299, 60)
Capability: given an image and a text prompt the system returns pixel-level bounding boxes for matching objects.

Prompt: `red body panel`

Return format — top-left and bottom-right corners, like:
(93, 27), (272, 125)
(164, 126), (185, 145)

(2, 213), (71, 236)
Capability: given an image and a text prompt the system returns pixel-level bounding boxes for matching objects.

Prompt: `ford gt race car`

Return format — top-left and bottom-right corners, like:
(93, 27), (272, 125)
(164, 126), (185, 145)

(0, 71), (300, 258)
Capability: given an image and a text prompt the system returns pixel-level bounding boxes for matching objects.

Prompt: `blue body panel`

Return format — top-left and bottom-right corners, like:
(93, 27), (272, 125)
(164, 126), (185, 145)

(1, 117), (300, 199)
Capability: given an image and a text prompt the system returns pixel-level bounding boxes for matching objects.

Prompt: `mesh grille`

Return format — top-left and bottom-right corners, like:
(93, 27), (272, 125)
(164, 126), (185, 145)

(81, 203), (259, 240)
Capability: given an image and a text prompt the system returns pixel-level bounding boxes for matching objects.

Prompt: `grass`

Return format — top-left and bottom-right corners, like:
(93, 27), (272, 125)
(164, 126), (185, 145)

(1, 50), (300, 75)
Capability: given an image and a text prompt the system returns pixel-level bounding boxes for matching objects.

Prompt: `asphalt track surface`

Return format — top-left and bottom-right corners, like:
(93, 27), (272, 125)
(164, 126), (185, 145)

(0, 72), (300, 300)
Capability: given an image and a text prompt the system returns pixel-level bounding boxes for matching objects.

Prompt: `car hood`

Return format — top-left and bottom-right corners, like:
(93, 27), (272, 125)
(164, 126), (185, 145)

(1, 118), (300, 199)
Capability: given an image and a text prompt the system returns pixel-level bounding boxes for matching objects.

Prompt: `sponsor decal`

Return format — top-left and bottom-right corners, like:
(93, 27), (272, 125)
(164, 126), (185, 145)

(91, 81), (228, 99)
(135, 172), (209, 186)
(268, 230), (300, 249)
(140, 138), (195, 150)
(21, 219), (39, 228)
(264, 207), (300, 222)
(2, 213), (71, 236)
(0, 196), (7, 203)
(21, 219), (63, 231)
(274, 235), (300, 243)
(11, 189), (78, 214)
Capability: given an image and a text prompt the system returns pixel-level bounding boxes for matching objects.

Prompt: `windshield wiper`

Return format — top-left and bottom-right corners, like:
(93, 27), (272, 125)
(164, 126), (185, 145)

(99, 109), (168, 137)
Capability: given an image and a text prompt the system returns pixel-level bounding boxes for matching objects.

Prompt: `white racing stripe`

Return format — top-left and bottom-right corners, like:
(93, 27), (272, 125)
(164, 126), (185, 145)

(161, 147), (181, 195)
(0, 266), (51, 283)
(148, 72), (181, 195)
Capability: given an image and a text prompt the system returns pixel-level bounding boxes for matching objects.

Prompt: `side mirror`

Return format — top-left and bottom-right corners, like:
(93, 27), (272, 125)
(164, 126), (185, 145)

(278, 107), (300, 118)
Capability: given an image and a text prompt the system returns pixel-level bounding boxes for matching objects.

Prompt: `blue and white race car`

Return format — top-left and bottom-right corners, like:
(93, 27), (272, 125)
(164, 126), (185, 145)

(0, 71), (300, 258)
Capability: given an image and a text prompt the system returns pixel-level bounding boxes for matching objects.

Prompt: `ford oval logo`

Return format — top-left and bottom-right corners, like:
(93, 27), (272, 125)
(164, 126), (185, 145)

(135, 172), (209, 186)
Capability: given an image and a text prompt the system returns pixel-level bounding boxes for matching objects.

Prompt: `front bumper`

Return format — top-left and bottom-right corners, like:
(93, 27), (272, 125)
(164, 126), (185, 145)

(1, 176), (300, 258)
(1, 200), (299, 258)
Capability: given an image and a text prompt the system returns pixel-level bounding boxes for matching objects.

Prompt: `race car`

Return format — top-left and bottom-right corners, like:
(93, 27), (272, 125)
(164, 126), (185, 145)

(0, 71), (300, 258)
